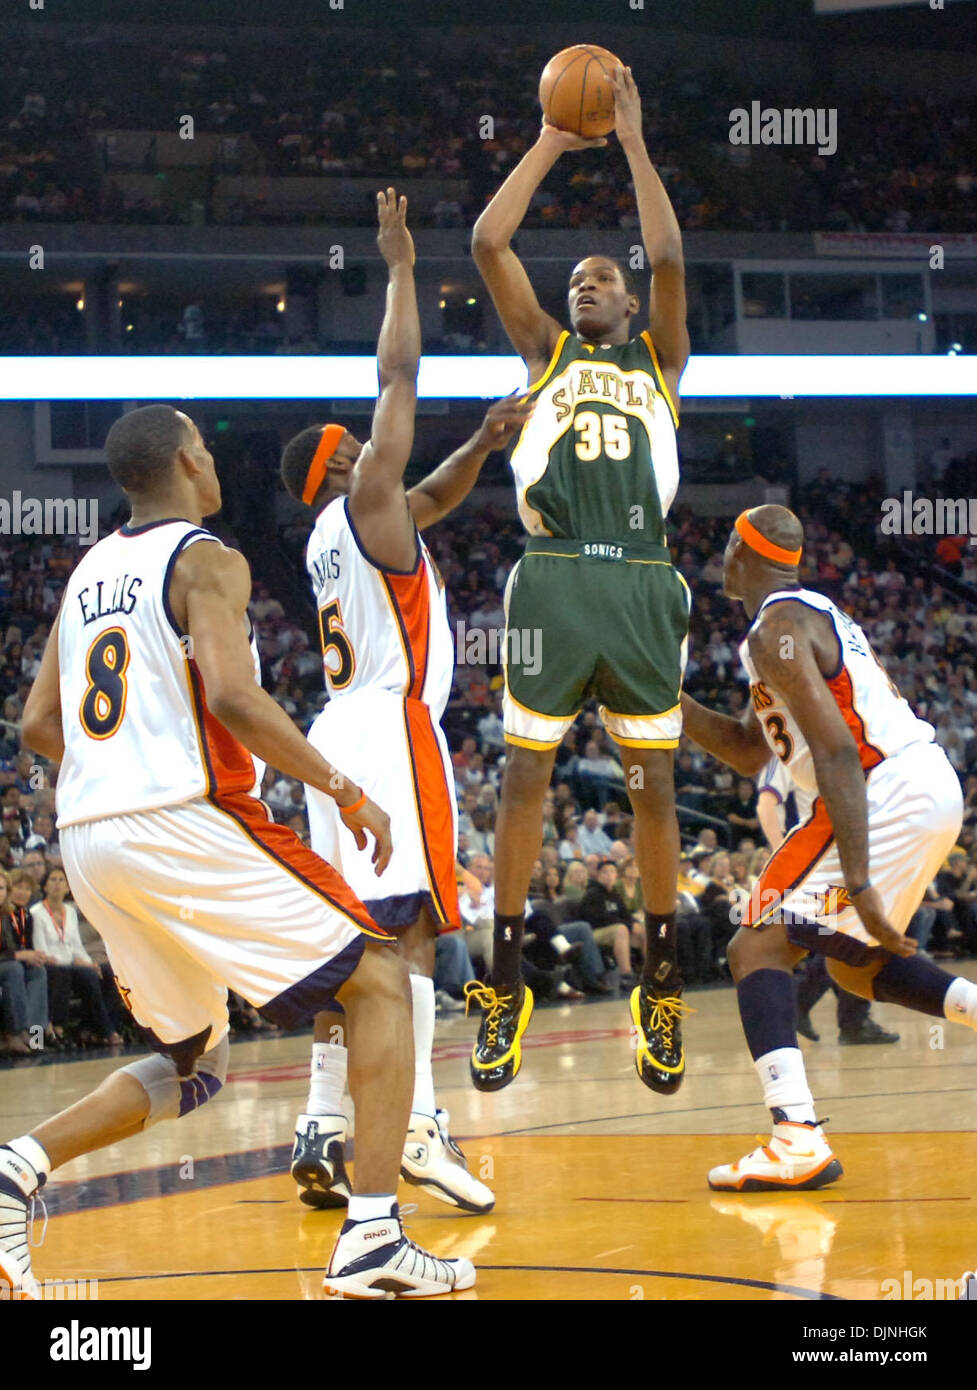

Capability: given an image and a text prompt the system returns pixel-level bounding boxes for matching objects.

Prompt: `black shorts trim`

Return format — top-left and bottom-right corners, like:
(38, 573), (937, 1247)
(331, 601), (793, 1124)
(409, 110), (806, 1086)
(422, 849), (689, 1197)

(259, 936), (371, 1028)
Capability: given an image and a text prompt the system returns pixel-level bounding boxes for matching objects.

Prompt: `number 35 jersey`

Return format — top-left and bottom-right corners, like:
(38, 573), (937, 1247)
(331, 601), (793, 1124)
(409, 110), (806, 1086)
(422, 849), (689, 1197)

(305, 498), (454, 720)
(509, 330), (680, 543)
(56, 520), (262, 829)
(739, 587), (935, 798)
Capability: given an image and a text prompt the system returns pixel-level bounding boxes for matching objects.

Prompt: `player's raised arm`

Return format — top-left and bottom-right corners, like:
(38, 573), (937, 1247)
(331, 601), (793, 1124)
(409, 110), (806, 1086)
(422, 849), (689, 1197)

(21, 609), (65, 764)
(346, 189), (421, 568)
(471, 127), (600, 373)
(611, 66), (690, 404)
(747, 608), (913, 957)
(175, 542), (391, 870)
(680, 691), (770, 777)
(407, 394), (533, 529)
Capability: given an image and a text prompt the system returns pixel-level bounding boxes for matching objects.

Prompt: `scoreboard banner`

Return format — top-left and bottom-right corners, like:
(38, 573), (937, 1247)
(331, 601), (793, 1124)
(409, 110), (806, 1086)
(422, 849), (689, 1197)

(814, 231), (977, 259)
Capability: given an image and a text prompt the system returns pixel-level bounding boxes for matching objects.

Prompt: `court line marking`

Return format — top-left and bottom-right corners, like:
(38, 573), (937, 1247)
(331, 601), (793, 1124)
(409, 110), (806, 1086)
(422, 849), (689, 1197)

(84, 1263), (846, 1300)
(40, 1127), (974, 1218)
(497, 1086), (977, 1135)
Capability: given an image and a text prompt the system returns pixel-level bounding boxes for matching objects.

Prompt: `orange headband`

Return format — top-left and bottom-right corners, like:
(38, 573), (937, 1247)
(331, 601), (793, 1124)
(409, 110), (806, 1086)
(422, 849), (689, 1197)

(734, 511), (802, 566)
(301, 424), (344, 506)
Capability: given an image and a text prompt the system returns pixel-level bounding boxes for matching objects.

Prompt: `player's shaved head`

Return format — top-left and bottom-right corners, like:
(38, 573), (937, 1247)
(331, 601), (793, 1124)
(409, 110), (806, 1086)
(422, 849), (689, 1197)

(723, 504), (804, 612)
(745, 505), (804, 557)
(105, 405), (196, 493)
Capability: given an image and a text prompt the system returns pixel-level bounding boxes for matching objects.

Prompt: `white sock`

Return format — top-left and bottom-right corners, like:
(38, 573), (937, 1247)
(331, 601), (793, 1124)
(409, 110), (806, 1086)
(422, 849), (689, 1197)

(753, 1047), (817, 1125)
(944, 977), (977, 1030)
(409, 975), (437, 1119)
(347, 1193), (397, 1223)
(552, 933), (572, 957)
(306, 1042), (348, 1117)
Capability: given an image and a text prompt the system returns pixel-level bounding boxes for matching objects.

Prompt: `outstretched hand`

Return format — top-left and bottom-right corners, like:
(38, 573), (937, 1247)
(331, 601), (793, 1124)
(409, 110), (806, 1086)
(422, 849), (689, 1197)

(611, 65), (643, 145)
(473, 393), (534, 452)
(376, 187), (415, 269)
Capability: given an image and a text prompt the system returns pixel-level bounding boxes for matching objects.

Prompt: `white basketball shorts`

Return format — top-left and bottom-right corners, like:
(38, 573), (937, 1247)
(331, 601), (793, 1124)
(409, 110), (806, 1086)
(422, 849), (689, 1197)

(61, 791), (393, 1053)
(306, 689), (460, 931)
(744, 741), (963, 963)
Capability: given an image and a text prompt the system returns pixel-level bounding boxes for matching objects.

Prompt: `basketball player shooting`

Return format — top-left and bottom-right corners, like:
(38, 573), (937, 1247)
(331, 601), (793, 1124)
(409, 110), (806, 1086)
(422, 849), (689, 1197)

(0, 402), (475, 1299)
(466, 64), (693, 1093)
(682, 505), (977, 1192)
(279, 189), (530, 1216)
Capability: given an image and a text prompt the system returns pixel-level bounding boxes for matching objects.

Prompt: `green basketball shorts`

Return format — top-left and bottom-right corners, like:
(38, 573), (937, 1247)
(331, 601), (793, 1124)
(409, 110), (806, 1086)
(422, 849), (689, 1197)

(501, 537), (691, 750)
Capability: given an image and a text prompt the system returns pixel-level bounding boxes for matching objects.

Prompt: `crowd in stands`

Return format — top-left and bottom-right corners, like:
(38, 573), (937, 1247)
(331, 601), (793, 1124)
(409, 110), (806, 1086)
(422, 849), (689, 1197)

(2, 446), (977, 1054)
(1, 28), (975, 232)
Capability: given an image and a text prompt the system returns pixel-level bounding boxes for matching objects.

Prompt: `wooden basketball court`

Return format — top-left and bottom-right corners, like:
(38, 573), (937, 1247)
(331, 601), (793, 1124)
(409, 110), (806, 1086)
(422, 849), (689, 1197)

(4, 969), (975, 1301)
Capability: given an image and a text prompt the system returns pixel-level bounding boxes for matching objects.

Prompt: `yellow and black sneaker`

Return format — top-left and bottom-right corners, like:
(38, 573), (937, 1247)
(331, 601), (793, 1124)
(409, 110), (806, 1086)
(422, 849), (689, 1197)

(630, 981), (693, 1094)
(464, 980), (534, 1092)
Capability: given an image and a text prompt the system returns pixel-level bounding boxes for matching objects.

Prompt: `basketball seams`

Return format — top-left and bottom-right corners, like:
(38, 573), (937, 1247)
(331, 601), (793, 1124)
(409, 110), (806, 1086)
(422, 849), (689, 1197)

(540, 44), (618, 139)
(543, 49), (587, 117)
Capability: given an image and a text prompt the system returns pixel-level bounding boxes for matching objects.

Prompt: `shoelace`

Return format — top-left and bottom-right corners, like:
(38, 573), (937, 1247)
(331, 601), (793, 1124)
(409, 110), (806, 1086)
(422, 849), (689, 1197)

(385, 1207), (456, 1286)
(463, 981), (511, 1049)
(644, 994), (694, 1050)
(28, 1193), (47, 1250)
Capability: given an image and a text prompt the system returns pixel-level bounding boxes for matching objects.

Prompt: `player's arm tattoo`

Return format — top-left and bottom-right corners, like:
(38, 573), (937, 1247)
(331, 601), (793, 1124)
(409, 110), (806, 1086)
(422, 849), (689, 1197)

(748, 611), (870, 891)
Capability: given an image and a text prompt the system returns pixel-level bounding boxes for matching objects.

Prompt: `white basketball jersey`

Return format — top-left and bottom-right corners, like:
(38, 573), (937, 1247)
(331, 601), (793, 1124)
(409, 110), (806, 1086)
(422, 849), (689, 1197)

(758, 752), (815, 826)
(305, 498), (453, 719)
(740, 588), (934, 798)
(57, 520), (262, 828)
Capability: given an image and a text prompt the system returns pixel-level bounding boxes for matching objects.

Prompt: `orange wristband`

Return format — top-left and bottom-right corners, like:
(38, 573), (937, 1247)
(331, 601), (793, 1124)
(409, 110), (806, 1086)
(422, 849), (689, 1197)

(339, 789), (367, 817)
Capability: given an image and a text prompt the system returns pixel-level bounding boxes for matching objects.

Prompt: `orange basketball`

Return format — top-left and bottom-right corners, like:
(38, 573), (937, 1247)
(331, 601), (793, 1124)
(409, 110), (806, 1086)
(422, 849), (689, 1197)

(538, 45), (622, 139)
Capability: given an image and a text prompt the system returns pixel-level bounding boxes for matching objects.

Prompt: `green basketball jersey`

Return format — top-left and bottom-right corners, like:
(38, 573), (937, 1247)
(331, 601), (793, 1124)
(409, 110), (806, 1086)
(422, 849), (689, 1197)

(509, 330), (680, 543)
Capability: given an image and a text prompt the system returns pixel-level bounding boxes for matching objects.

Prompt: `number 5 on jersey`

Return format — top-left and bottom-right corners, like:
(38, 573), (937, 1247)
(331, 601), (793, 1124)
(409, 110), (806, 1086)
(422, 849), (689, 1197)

(80, 627), (130, 740)
(318, 599), (356, 689)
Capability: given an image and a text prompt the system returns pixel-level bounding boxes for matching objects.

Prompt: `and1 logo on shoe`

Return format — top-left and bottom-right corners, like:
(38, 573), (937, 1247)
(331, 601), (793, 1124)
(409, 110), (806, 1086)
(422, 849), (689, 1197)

(363, 1226), (396, 1242)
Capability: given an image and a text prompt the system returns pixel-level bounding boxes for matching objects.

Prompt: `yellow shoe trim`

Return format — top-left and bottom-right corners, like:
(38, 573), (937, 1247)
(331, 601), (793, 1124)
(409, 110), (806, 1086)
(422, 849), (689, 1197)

(465, 981), (534, 1074)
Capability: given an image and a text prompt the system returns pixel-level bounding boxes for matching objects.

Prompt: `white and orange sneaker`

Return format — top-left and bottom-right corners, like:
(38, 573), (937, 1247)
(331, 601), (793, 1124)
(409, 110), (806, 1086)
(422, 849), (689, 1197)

(707, 1116), (843, 1193)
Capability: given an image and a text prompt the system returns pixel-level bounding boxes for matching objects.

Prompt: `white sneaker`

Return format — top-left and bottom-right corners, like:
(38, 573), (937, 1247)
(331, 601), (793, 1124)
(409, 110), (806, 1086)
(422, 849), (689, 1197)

(708, 1119), (843, 1193)
(400, 1110), (495, 1214)
(323, 1207), (476, 1299)
(290, 1114), (351, 1210)
(0, 1148), (44, 1300)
